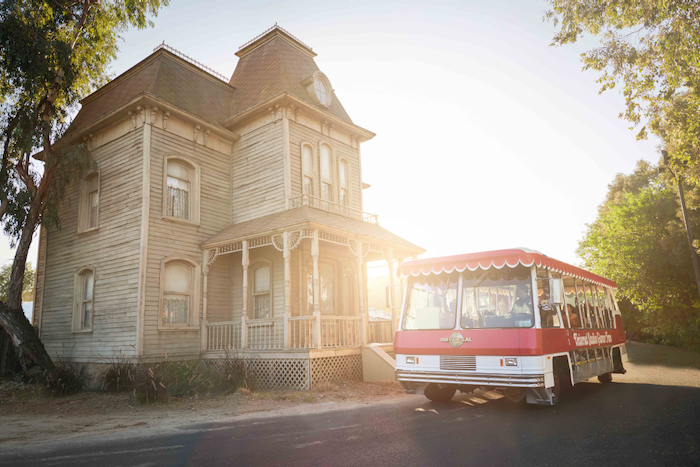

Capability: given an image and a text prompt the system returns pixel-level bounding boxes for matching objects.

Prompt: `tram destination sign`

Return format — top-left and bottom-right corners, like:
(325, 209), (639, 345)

(572, 331), (612, 347)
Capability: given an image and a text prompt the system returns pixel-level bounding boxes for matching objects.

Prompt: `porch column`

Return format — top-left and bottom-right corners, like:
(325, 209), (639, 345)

(387, 248), (397, 337)
(312, 229), (322, 349)
(356, 240), (368, 346)
(283, 231), (291, 349)
(201, 250), (210, 352)
(241, 240), (249, 349)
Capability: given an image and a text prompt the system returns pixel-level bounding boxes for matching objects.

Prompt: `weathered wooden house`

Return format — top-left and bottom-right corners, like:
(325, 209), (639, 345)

(31, 26), (423, 389)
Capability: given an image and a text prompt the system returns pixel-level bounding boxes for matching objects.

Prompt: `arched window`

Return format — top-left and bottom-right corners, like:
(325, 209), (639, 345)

(252, 263), (272, 319)
(72, 267), (95, 332)
(339, 159), (349, 206)
(78, 172), (100, 233)
(320, 144), (333, 201)
(314, 79), (328, 105)
(162, 260), (195, 326)
(301, 144), (314, 196)
(164, 157), (200, 224)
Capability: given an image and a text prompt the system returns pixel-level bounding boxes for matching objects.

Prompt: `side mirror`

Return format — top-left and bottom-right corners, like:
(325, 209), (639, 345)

(549, 278), (563, 305)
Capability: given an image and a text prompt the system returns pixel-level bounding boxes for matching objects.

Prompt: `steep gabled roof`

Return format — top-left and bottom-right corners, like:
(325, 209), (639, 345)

(68, 48), (235, 133)
(228, 29), (353, 124)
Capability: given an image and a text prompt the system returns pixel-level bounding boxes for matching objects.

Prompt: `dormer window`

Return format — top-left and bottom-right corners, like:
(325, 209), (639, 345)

(314, 78), (328, 105)
(305, 71), (332, 107)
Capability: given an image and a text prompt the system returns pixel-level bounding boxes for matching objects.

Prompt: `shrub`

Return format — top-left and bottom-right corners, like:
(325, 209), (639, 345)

(220, 351), (257, 392)
(43, 362), (90, 396)
(164, 360), (220, 397)
(134, 364), (168, 403)
(102, 354), (137, 392)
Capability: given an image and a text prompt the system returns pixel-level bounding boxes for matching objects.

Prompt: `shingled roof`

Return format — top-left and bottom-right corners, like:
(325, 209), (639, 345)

(68, 49), (235, 133)
(228, 28), (354, 124)
(202, 205), (424, 253)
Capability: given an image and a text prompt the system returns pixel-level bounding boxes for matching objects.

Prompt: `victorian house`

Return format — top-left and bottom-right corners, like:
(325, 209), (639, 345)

(32, 26), (423, 389)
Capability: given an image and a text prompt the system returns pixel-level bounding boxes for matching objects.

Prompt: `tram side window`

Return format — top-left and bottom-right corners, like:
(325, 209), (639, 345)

(461, 266), (534, 328)
(574, 278), (590, 328)
(403, 273), (458, 330)
(583, 282), (600, 329)
(537, 275), (561, 328)
(598, 287), (611, 328)
(563, 276), (580, 328)
(605, 288), (617, 328)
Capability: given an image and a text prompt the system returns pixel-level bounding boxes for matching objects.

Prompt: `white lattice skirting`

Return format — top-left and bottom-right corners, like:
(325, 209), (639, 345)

(204, 355), (362, 390)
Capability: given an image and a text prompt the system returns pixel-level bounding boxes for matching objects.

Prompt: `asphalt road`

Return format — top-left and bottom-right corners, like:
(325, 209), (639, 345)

(2, 346), (700, 467)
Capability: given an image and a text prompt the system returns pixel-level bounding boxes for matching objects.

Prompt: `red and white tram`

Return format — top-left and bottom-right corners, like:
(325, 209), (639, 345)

(394, 248), (628, 405)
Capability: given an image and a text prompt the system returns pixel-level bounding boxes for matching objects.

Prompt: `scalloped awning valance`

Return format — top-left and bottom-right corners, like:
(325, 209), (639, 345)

(398, 248), (617, 289)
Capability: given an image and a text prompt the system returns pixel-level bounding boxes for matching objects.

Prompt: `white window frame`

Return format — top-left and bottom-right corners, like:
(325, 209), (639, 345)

(319, 142), (334, 202)
(72, 266), (95, 333)
(300, 142), (315, 197)
(163, 155), (201, 226)
(78, 171), (100, 234)
(249, 259), (273, 320)
(338, 157), (350, 207)
(159, 256), (201, 330)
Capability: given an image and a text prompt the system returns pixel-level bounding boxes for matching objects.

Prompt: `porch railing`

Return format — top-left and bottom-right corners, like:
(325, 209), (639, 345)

(289, 316), (316, 349)
(369, 320), (393, 344)
(321, 316), (362, 348)
(247, 318), (284, 350)
(206, 321), (242, 351)
(290, 194), (378, 224)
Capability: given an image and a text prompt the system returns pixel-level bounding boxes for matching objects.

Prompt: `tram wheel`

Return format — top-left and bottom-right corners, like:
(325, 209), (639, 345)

(503, 387), (526, 404)
(424, 383), (456, 402)
(598, 372), (613, 384)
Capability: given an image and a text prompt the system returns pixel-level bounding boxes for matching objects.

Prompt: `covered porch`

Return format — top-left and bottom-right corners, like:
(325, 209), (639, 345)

(199, 205), (422, 357)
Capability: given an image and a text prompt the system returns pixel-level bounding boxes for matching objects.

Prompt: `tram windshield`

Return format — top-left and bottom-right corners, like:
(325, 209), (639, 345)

(461, 266), (534, 328)
(403, 273), (458, 330)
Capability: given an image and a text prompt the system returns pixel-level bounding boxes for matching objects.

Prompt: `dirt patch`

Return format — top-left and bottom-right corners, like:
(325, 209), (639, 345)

(0, 379), (407, 448)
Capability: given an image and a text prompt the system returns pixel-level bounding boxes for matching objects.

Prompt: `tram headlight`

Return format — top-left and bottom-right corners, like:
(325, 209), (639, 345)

(505, 357), (518, 367)
(406, 356), (416, 364)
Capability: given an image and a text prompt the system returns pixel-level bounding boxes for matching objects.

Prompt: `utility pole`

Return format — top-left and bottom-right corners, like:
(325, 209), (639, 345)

(663, 151), (700, 299)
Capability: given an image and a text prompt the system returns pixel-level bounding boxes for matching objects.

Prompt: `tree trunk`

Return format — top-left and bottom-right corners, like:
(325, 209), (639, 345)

(2, 204), (55, 372)
(0, 331), (9, 376)
(0, 303), (54, 372)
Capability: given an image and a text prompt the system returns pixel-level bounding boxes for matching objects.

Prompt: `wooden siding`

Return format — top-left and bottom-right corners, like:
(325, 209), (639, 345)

(288, 120), (362, 211)
(207, 253), (232, 323)
(39, 129), (144, 360)
(142, 127), (232, 358)
(231, 121), (285, 223)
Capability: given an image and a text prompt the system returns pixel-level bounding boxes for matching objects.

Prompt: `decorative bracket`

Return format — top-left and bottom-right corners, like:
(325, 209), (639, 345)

(272, 230), (304, 252)
(193, 124), (201, 143)
(203, 129), (211, 146)
(348, 239), (371, 258)
(162, 111), (170, 129)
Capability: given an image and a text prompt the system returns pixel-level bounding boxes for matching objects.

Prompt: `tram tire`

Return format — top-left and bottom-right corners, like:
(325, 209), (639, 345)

(424, 383), (456, 402)
(598, 372), (613, 384)
(503, 387), (526, 404)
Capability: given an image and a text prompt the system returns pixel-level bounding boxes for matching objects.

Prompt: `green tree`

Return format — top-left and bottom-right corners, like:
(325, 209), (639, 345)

(546, 0), (700, 142)
(0, 0), (168, 372)
(578, 160), (700, 349)
(0, 262), (34, 303)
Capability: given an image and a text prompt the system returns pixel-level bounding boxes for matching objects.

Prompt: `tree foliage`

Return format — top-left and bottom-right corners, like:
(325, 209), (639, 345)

(578, 160), (700, 349)
(546, 0), (700, 141)
(0, 0), (167, 371)
(0, 262), (34, 303)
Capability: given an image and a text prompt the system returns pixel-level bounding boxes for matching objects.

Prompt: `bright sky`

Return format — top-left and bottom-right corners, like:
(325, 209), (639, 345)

(0, 0), (660, 272)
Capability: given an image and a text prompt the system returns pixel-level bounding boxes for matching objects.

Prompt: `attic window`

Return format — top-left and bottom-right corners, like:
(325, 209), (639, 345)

(307, 72), (332, 107)
(314, 78), (328, 105)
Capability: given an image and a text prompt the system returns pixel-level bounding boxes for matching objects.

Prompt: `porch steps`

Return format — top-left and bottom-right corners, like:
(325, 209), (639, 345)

(362, 344), (396, 382)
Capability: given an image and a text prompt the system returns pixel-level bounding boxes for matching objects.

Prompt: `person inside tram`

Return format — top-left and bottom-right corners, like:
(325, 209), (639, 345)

(567, 304), (580, 327)
(511, 285), (533, 315)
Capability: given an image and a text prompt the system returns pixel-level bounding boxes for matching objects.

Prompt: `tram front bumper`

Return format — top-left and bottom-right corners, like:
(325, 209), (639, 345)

(395, 370), (545, 389)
